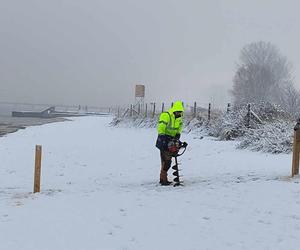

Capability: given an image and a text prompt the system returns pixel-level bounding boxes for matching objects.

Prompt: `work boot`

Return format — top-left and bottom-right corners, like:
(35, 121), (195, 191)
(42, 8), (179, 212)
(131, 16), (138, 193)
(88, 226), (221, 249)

(159, 169), (172, 186)
(159, 179), (172, 186)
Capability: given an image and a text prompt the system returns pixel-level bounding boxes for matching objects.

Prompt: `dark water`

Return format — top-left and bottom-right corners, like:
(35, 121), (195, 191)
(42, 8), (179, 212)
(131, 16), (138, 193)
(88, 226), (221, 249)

(0, 104), (66, 136)
(0, 103), (110, 137)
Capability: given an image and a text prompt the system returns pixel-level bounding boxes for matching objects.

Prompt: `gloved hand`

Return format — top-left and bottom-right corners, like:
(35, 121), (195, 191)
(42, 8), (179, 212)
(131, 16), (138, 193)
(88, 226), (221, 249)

(182, 142), (188, 148)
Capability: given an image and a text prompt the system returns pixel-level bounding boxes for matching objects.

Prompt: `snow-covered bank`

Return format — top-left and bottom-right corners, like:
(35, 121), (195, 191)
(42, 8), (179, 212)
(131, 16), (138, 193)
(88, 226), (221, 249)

(1, 116), (300, 250)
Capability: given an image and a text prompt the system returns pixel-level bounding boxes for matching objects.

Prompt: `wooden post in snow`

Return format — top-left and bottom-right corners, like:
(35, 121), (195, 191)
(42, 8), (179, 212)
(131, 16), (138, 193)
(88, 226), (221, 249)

(161, 102), (165, 113)
(292, 120), (300, 177)
(145, 103), (148, 118)
(34, 145), (42, 193)
(138, 103), (141, 115)
(246, 104), (251, 128)
(193, 102), (197, 118)
(227, 103), (231, 113)
(152, 103), (156, 118)
(208, 103), (211, 122)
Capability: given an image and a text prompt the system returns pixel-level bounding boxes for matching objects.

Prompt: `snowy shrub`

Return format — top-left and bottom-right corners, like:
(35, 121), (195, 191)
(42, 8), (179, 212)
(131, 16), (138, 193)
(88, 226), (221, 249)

(237, 120), (293, 154)
(208, 110), (247, 140)
(184, 116), (207, 134)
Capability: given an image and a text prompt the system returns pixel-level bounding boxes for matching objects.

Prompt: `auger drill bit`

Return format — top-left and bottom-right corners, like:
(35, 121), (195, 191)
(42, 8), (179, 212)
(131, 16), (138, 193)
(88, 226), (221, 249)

(172, 156), (182, 187)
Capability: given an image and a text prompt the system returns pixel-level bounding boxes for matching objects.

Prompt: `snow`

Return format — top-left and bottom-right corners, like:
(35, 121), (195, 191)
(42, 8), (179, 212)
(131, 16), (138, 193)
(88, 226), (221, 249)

(1, 116), (300, 250)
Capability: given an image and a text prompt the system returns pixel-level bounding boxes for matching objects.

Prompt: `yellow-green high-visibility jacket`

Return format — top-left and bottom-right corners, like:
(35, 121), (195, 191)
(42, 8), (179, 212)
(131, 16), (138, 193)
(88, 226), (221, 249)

(157, 101), (184, 137)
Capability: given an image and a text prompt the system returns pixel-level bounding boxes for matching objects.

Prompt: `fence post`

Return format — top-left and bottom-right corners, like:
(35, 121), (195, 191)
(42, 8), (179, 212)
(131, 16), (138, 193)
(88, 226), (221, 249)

(292, 119), (300, 177)
(227, 103), (231, 113)
(130, 104), (133, 117)
(161, 102), (165, 113)
(34, 145), (42, 193)
(208, 103), (211, 122)
(246, 104), (251, 127)
(152, 103), (156, 118)
(145, 103), (148, 118)
(193, 102), (197, 118)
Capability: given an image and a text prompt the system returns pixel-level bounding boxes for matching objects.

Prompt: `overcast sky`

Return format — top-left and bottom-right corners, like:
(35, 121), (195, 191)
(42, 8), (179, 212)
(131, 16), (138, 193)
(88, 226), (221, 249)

(1, 0), (300, 107)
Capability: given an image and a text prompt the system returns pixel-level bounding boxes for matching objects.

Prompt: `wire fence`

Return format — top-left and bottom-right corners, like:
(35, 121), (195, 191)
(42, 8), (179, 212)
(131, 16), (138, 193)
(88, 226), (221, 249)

(114, 102), (232, 122)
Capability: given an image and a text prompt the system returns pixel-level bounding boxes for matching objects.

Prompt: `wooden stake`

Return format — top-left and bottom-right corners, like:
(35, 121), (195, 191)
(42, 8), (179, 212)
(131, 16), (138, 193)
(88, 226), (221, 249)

(208, 103), (211, 122)
(193, 102), (197, 118)
(34, 145), (42, 193)
(246, 104), (251, 127)
(145, 103), (148, 118)
(292, 121), (300, 177)
(227, 103), (231, 113)
(152, 103), (156, 118)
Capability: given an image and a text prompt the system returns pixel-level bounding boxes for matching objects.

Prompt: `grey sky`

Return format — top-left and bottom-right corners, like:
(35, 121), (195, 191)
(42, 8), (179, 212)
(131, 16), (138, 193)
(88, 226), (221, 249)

(1, 0), (300, 107)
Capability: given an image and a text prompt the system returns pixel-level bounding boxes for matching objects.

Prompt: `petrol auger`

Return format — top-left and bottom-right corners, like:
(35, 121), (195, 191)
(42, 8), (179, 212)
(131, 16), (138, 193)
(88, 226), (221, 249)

(167, 139), (188, 187)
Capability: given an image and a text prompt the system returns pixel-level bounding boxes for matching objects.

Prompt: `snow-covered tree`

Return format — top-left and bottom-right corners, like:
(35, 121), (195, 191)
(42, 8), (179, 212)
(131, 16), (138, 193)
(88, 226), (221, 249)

(277, 81), (300, 116)
(231, 41), (299, 115)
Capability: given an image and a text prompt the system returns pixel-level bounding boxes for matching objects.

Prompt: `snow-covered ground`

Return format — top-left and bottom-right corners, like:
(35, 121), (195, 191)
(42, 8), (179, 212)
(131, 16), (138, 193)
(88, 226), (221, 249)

(1, 116), (300, 250)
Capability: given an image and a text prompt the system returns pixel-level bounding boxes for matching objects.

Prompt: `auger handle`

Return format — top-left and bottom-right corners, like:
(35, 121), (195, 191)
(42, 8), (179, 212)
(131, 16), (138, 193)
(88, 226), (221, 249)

(176, 144), (187, 157)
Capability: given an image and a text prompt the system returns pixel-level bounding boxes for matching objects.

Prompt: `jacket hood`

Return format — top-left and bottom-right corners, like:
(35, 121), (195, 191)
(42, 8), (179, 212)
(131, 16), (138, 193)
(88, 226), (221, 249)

(169, 101), (184, 113)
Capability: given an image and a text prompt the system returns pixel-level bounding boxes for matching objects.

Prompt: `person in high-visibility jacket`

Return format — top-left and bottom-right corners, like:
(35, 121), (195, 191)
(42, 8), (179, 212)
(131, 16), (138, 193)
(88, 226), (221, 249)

(155, 101), (184, 185)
